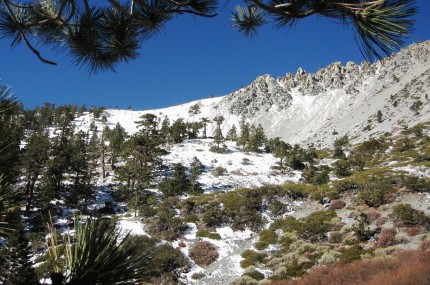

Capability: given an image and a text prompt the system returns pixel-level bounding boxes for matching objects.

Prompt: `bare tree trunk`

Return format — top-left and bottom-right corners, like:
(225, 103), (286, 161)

(25, 173), (38, 215)
(101, 128), (106, 178)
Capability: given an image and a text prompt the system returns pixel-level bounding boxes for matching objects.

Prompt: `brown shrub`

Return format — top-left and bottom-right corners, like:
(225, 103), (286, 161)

(374, 228), (397, 248)
(189, 241), (218, 266)
(270, 249), (430, 285)
(405, 227), (421, 236)
(366, 210), (382, 223)
(420, 239), (430, 251)
(375, 217), (388, 227)
(329, 200), (347, 210)
(332, 222), (346, 231)
(178, 240), (186, 248)
(383, 193), (396, 204)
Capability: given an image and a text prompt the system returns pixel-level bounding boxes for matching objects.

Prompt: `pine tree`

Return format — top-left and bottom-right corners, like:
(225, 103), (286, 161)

(247, 123), (266, 152)
(377, 110), (383, 123)
(186, 121), (203, 139)
(273, 140), (288, 170)
(108, 122), (128, 168)
(6, 215), (39, 285)
(21, 130), (50, 214)
(37, 126), (73, 209)
(0, 0), (415, 72)
(201, 117), (210, 139)
(68, 131), (96, 207)
(159, 163), (190, 197)
(159, 116), (171, 143)
(213, 116), (224, 147)
(226, 125), (238, 141)
(170, 118), (187, 143)
(189, 157), (204, 195)
(236, 118), (250, 151)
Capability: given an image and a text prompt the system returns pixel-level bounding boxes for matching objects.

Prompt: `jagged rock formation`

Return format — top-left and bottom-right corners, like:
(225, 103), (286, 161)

(79, 41), (430, 148)
(224, 75), (292, 115)
(216, 40), (430, 147)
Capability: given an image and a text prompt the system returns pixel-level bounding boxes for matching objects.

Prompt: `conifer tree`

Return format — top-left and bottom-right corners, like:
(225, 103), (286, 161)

(213, 116), (224, 147)
(186, 121), (203, 139)
(170, 118), (187, 143)
(21, 130), (50, 214)
(189, 157), (204, 195)
(236, 118), (250, 151)
(0, 0), (416, 72)
(6, 214), (39, 285)
(159, 163), (190, 197)
(201, 117), (210, 139)
(160, 116), (171, 143)
(247, 123), (266, 152)
(107, 122), (128, 168)
(273, 140), (289, 170)
(226, 124), (238, 141)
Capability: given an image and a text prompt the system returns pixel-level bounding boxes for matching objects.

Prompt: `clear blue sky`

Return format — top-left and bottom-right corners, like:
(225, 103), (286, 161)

(1, 1), (429, 110)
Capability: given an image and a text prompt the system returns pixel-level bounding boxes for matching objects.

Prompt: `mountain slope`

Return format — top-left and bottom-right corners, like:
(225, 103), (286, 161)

(76, 41), (430, 148)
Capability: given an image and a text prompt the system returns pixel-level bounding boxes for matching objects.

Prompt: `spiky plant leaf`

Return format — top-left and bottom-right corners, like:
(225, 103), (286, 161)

(63, 217), (152, 285)
(67, 7), (116, 73)
(0, 6), (30, 47)
(29, 0), (68, 47)
(100, 7), (140, 63)
(232, 5), (266, 37)
(186, 0), (218, 15)
(134, 0), (174, 40)
(352, 0), (416, 60)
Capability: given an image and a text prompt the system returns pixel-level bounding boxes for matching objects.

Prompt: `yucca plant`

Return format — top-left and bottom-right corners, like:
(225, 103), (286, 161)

(47, 214), (153, 285)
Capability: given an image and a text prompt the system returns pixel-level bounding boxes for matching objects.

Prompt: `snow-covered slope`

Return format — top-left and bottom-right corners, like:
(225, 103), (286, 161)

(75, 40), (430, 148)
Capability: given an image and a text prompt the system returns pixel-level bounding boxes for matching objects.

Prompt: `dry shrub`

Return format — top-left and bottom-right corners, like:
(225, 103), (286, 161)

(420, 239), (430, 251)
(332, 222), (345, 231)
(177, 240), (186, 248)
(329, 200), (346, 210)
(374, 228), (397, 248)
(366, 210), (382, 223)
(383, 193), (396, 204)
(189, 241), (218, 266)
(405, 227), (421, 236)
(271, 249), (430, 285)
(375, 217), (388, 227)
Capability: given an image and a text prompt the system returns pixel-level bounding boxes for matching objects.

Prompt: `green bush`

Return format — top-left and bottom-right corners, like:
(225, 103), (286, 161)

(269, 200), (286, 216)
(212, 166), (227, 176)
(402, 176), (430, 192)
(298, 210), (337, 242)
(196, 229), (221, 240)
(339, 245), (365, 264)
(255, 230), (278, 250)
(356, 177), (395, 207)
(392, 204), (430, 228)
(209, 145), (228, 154)
(243, 270), (265, 281)
(191, 272), (205, 280)
(183, 214), (199, 223)
(269, 216), (301, 233)
(240, 250), (267, 268)
(202, 203), (224, 228)
(333, 159), (351, 177)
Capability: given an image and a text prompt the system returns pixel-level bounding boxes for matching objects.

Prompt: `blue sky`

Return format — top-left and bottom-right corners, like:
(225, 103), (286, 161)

(1, 1), (429, 110)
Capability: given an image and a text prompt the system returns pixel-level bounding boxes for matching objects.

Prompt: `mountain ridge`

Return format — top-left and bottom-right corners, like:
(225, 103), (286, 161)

(77, 40), (430, 148)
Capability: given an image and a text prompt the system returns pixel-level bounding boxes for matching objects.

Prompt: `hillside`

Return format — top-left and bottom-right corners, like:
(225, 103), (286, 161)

(77, 40), (430, 148)
(1, 41), (430, 285)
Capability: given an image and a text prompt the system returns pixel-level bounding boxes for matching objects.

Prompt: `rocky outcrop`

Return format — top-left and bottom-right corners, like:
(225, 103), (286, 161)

(223, 74), (292, 115)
